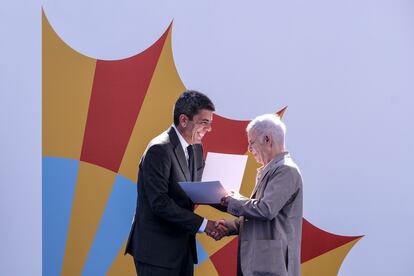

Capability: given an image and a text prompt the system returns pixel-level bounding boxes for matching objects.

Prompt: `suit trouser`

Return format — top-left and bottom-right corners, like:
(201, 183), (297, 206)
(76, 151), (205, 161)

(237, 248), (243, 276)
(134, 247), (193, 276)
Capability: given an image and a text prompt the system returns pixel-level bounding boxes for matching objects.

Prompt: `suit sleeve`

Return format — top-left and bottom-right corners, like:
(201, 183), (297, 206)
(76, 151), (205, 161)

(143, 144), (204, 234)
(227, 165), (300, 220)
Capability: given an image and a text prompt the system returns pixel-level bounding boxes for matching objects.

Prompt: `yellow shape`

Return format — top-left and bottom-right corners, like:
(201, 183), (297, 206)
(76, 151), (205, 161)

(42, 11), (96, 159)
(195, 258), (219, 276)
(195, 205), (237, 255)
(107, 241), (136, 276)
(239, 152), (260, 196)
(301, 237), (362, 276)
(118, 25), (186, 182)
(61, 161), (115, 276)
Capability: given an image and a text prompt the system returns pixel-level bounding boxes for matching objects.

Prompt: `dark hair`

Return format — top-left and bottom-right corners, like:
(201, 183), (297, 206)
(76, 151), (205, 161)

(173, 90), (215, 126)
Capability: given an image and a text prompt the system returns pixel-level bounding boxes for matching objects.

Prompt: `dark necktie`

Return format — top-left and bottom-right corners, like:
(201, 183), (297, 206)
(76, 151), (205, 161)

(187, 145), (194, 181)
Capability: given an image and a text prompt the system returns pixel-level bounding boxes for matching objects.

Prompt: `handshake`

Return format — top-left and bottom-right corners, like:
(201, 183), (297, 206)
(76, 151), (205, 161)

(203, 194), (235, 240)
(202, 194), (236, 240)
(204, 219), (227, 241)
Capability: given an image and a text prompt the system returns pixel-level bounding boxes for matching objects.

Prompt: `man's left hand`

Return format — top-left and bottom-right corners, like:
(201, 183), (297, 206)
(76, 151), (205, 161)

(221, 195), (231, 207)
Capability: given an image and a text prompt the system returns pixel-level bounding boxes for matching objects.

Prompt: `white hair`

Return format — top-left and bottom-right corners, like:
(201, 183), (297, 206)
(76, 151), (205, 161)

(246, 114), (286, 147)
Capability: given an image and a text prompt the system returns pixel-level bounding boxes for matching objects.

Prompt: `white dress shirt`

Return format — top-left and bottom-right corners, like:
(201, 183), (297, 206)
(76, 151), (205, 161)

(172, 125), (208, 233)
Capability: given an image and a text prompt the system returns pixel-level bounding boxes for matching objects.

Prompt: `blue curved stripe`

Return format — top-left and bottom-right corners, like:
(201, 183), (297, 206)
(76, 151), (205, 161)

(82, 175), (136, 275)
(195, 239), (209, 267)
(42, 157), (79, 276)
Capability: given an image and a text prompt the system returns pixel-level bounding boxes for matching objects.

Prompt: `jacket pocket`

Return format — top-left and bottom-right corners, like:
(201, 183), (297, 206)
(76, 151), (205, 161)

(241, 239), (288, 276)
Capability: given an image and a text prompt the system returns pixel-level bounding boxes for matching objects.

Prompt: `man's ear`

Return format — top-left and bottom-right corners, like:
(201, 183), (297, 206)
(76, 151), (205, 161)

(179, 114), (189, 128)
(265, 135), (274, 147)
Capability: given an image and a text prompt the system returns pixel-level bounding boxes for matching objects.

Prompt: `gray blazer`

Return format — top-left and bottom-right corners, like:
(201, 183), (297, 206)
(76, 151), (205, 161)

(225, 152), (303, 276)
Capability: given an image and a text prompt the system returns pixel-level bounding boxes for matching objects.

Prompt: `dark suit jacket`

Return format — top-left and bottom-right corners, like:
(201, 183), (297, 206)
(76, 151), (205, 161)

(125, 127), (205, 268)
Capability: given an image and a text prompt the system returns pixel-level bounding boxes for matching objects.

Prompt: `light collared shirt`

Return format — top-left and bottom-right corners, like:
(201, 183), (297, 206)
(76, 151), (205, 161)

(172, 124), (208, 233)
(172, 124), (190, 164)
(256, 152), (289, 185)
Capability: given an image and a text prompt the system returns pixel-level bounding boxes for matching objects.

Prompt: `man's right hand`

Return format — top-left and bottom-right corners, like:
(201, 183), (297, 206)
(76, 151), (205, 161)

(204, 220), (228, 240)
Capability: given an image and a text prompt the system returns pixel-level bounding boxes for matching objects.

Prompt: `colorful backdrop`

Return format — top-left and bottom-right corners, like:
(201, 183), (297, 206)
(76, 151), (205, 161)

(2, 1), (414, 275)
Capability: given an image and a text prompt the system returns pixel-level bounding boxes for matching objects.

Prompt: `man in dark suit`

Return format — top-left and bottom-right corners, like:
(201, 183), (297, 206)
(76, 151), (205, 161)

(125, 90), (226, 276)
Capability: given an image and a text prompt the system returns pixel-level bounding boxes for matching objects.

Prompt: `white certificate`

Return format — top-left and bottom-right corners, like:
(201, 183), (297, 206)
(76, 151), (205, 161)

(202, 152), (248, 192)
(178, 181), (228, 204)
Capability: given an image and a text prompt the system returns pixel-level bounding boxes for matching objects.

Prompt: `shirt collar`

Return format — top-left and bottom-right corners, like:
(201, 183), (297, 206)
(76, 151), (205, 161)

(172, 124), (190, 159)
(257, 151), (289, 177)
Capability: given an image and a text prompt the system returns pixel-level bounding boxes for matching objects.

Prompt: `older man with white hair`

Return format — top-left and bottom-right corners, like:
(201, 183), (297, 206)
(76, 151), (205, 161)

(219, 114), (303, 276)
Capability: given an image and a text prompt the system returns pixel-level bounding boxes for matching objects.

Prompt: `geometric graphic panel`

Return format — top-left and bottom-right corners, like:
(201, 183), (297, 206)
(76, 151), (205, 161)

(80, 30), (168, 173)
(302, 238), (362, 276)
(82, 175), (136, 275)
(42, 157), (79, 276)
(195, 239), (210, 267)
(42, 9), (362, 275)
(61, 162), (116, 275)
(42, 10), (96, 160)
(302, 218), (363, 263)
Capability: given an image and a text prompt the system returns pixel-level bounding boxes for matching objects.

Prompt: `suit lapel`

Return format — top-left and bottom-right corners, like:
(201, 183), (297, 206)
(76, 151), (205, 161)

(250, 171), (269, 198)
(169, 127), (191, 181)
